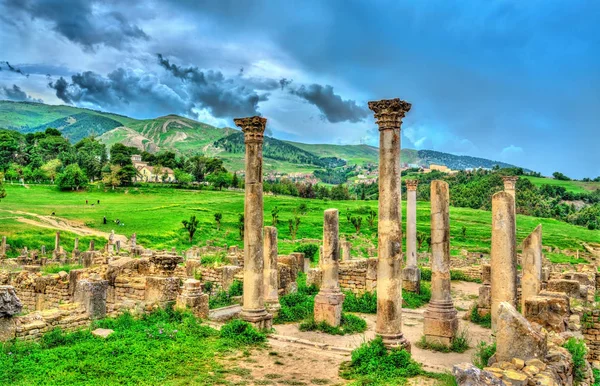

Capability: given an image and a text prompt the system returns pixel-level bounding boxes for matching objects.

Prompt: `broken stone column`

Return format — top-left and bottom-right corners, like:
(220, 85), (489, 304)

(314, 209), (345, 327)
(491, 191), (517, 330)
(72, 238), (80, 260)
(176, 279), (209, 319)
(478, 264), (492, 316)
(521, 225), (543, 311)
(341, 239), (351, 261)
(423, 180), (458, 346)
(369, 97), (411, 349)
(74, 279), (108, 320)
(263, 226), (280, 315)
(496, 302), (547, 362)
(402, 179), (420, 293)
(0, 236), (6, 258)
(52, 231), (64, 259)
(234, 116), (272, 330)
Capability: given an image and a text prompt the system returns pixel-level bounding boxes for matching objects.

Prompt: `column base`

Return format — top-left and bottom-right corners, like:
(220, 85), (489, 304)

(378, 332), (411, 352)
(314, 290), (345, 327)
(265, 300), (281, 318)
(402, 266), (421, 293)
(423, 300), (458, 347)
(240, 308), (273, 330)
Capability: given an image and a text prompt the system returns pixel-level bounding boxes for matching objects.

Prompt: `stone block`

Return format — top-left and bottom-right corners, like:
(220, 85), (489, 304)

(175, 279), (209, 319)
(314, 291), (344, 327)
(144, 277), (179, 303)
(0, 285), (22, 317)
(401, 266), (421, 293)
(523, 292), (569, 333)
(546, 279), (582, 299)
(496, 302), (547, 363)
(92, 328), (114, 338)
(478, 284), (492, 309)
(74, 280), (108, 320)
(423, 301), (458, 346)
(185, 259), (202, 277)
(452, 362), (504, 385)
(0, 317), (16, 341)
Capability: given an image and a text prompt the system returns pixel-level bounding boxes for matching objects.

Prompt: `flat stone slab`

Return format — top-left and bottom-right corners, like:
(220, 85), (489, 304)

(208, 304), (242, 322)
(91, 328), (114, 338)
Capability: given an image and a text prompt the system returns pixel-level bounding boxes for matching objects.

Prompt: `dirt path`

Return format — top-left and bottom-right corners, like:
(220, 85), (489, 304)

(0, 209), (131, 247)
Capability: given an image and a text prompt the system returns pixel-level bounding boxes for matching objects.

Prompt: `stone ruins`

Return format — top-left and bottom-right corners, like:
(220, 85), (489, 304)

(1, 100), (598, 385)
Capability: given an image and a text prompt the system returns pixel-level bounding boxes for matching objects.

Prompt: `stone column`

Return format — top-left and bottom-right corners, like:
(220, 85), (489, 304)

(402, 179), (420, 293)
(314, 209), (345, 326)
(341, 239), (351, 261)
(89, 240), (95, 251)
(0, 236), (6, 258)
(54, 231), (60, 251)
(477, 264), (492, 316)
(131, 233), (137, 248)
(521, 225), (543, 311)
(423, 180), (458, 346)
(74, 279), (108, 320)
(72, 238), (80, 260)
(263, 226), (280, 315)
(175, 279), (209, 319)
(116, 240), (121, 253)
(491, 191), (517, 330)
(234, 116), (272, 329)
(369, 97), (411, 349)
(502, 176), (519, 219)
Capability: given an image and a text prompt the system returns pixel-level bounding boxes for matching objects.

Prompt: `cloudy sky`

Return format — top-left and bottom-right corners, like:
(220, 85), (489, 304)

(1, 0), (598, 178)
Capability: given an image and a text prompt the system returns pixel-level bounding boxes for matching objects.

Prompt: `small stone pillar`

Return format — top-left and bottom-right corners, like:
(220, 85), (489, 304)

(235, 116), (272, 330)
(54, 231), (60, 251)
(176, 279), (209, 319)
(41, 245), (46, 256)
(131, 233), (137, 248)
(74, 279), (108, 320)
(89, 240), (95, 251)
(72, 238), (80, 260)
(477, 264), (492, 316)
(0, 236), (6, 258)
(369, 97), (411, 349)
(521, 225), (543, 311)
(314, 209), (345, 327)
(402, 179), (421, 293)
(263, 226), (280, 315)
(423, 180), (458, 346)
(116, 240), (121, 253)
(491, 191), (517, 330)
(341, 239), (351, 261)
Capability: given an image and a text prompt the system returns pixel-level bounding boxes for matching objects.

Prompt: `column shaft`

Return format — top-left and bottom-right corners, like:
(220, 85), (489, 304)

(263, 226), (280, 314)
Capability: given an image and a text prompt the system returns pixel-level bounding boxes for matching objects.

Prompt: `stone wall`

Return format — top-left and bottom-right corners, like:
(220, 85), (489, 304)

(13, 304), (91, 341)
(582, 310), (600, 365)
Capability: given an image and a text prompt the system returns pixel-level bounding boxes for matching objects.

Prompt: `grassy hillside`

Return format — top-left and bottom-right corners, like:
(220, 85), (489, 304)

(1, 184), (597, 263)
(524, 176), (600, 194)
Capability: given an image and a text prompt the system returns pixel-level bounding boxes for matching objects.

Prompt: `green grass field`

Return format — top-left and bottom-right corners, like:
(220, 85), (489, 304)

(0, 184), (598, 263)
(523, 176), (600, 194)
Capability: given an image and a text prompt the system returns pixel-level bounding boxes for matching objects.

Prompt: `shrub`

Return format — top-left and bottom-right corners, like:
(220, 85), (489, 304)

(294, 243), (319, 263)
(563, 338), (587, 383)
(299, 313), (367, 335)
(220, 319), (266, 344)
(228, 280), (243, 297)
(469, 304), (491, 329)
(274, 273), (318, 323)
(340, 336), (422, 383)
(402, 282), (432, 309)
(41, 263), (83, 275)
(450, 270), (482, 283)
(416, 327), (470, 354)
(420, 268), (432, 281)
(343, 291), (377, 314)
(473, 341), (496, 369)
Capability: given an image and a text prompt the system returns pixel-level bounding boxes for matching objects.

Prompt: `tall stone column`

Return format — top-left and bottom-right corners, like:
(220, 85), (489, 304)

(423, 180), (458, 346)
(491, 191), (517, 330)
(368, 98), (411, 349)
(521, 225), (543, 311)
(402, 179), (420, 293)
(502, 176), (519, 219)
(314, 209), (345, 326)
(263, 226), (280, 315)
(234, 116), (272, 329)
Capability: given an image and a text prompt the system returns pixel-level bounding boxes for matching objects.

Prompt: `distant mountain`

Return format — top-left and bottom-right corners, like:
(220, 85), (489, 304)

(0, 100), (522, 174)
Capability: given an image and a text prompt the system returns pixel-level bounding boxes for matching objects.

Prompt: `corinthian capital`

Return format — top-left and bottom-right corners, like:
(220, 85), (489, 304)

(405, 179), (419, 191)
(368, 98), (412, 131)
(234, 116), (267, 143)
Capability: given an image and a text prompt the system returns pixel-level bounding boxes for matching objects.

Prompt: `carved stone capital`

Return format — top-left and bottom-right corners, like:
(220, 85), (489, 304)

(502, 176), (519, 189)
(234, 116), (267, 143)
(405, 179), (419, 191)
(368, 98), (412, 131)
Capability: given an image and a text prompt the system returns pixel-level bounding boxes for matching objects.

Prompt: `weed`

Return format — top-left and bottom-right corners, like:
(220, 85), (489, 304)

(220, 319), (267, 345)
(41, 264), (83, 275)
(416, 327), (470, 354)
(299, 313), (367, 335)
(403, 282), (432, 309)
(469, 303), (492, 329)
(563, 338), (587, 383)
(343, 291), (377, 314)
(472, 341), (496, 369)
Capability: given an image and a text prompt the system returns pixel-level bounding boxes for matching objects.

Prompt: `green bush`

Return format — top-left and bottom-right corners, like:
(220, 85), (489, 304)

(228, 280), (243, 297)
(420, 268), (432, 281)
(593, 368), (600, 386)
(294, 243), (319, 263)
(220, 319), (266, 344)
(274, 273), (319, 324)
(297, 272), (319, 296)
(563, 338), (587, 383)
(343, 291), (377, 314)
(299, 313), (367, 335)
(473, 341), (496, 369)
(403, 282), (432, 309)
(469, 303), (491, 328)
(41, 264), (83, 275)
(450, 270), (482, 283)
(340, 336), (422, 384)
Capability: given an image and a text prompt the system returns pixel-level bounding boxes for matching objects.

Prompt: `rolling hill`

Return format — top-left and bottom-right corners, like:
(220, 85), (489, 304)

(0, 100), (521, 174)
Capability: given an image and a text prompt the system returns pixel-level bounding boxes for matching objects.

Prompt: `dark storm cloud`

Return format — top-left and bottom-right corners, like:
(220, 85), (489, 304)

(0, 84), (43, 102)
(290, 84), (369, 123)
(5, 0), (148, 51)
(1, 61), (29, 77)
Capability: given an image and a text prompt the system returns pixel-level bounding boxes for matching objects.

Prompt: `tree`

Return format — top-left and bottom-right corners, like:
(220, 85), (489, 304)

(298, 203), (308, 215)
(346, 208), (352, 224)
(56, 164), (88, 191)
(207, 172), (231, 190)
(417, 231), (427, 251)
(552, 171), (571, 181)
(288, 216), (301, 241)
(350, 216), (362, 234)
(75, 137), (107, 181)
(231, 172), (239, 188)
(461, 225), (467, 239)
(271, 206), (280, 226)
(40, 159), (62, 183)
(102, 165), (122, 189)
(214, 213), (222, 231)
(0, 172), (6, 202)
(174, 169), (192, 185)
(182, 215), (199, 243)
(366, 209), (376, 228)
